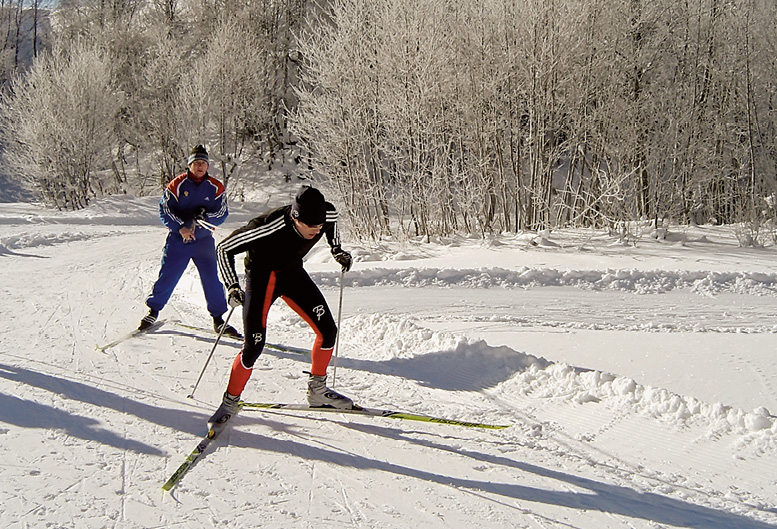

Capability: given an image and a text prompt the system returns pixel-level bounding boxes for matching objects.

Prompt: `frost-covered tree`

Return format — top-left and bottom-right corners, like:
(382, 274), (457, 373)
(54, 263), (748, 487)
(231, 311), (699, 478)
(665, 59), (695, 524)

(201, 15), (286, 187)
(0, 39), (119, 209)
(294, 0), (777, 240)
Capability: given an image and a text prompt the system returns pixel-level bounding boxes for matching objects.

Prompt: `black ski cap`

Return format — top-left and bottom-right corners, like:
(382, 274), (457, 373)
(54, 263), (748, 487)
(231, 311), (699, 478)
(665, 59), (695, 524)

(291, 185), (327, 225)
(188, 144), (209, 165)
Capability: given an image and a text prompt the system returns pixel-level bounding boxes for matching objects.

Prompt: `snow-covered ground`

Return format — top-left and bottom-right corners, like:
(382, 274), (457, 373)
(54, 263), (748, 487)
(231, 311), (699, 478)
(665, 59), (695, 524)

(1, 192), (776, 528)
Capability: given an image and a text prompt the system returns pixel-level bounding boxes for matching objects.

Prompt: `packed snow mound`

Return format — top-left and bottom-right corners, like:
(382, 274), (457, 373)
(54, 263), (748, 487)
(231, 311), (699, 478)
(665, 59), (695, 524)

(0, 228), (131, 249)
(497, 362), (776, 437)
(341, 314), (548, 391)
(310, 267), (777, 296)
(342, 313), (775, 452)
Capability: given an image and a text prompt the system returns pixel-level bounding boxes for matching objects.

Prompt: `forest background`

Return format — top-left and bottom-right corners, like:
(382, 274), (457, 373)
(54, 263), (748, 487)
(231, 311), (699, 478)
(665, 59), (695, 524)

(0, 0), (775, 244)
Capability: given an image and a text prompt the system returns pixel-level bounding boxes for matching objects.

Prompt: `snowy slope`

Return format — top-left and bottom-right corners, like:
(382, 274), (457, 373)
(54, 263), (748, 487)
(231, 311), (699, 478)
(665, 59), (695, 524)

(0, 195), (776, 529)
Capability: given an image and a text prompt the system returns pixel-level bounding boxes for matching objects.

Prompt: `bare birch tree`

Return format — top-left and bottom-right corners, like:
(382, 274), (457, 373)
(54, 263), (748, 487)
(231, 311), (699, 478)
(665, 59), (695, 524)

(0, 39), (118, 208)
(4, 0), (776, 233)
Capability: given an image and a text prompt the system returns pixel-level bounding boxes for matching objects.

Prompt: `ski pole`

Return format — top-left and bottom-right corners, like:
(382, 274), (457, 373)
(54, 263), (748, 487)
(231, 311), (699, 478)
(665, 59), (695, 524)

(195, 218), (217, 232)
(331, 268), (345, 388)
(187, 305), (236, 399)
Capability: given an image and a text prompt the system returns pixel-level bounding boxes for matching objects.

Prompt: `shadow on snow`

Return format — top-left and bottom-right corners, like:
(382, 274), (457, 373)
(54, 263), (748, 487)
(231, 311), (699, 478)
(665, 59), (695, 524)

(0, 363), (212, 456)
(226, 414), (776, 529)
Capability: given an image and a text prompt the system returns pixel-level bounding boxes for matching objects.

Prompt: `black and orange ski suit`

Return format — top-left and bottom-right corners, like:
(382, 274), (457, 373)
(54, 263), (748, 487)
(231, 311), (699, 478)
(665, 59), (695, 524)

(216, 203), (342, 396)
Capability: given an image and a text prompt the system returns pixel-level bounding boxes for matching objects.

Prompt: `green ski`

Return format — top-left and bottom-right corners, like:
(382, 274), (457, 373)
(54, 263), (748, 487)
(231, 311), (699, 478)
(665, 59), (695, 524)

(240, 402), (510, 430)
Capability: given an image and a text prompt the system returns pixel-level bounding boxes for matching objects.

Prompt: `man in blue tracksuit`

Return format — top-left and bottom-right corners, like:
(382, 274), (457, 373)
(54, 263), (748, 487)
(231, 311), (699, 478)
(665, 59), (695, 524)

(137, 144), (240, 338)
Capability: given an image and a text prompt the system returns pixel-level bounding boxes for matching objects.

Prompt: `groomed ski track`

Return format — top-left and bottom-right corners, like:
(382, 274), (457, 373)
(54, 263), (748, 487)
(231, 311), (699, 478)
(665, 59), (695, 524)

(1, 200), (776, 528)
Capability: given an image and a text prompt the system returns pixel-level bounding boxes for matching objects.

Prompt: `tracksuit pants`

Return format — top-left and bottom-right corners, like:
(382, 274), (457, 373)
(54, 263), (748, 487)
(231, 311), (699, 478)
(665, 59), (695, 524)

(146, 233), (228, 317)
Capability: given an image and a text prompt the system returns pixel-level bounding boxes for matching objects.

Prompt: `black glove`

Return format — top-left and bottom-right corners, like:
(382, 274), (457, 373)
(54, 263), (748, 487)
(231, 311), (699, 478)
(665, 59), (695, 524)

(194, 207), (208, 221)
(227, 285), (245, 307)
(331, 246), (352, 272)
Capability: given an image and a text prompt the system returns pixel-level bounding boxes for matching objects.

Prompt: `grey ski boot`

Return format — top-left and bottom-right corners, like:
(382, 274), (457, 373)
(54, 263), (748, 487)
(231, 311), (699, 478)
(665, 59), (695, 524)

(306, 374), (354, 409)
(207, 392), (241, 430)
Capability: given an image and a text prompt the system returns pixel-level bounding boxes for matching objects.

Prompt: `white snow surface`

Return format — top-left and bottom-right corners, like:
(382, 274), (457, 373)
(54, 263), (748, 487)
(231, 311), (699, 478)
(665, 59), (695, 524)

(1, 194), (777, 528)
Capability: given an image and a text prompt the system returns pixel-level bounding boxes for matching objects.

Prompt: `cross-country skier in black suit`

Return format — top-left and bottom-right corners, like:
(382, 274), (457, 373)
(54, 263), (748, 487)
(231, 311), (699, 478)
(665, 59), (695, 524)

(208, 185), (353, 427)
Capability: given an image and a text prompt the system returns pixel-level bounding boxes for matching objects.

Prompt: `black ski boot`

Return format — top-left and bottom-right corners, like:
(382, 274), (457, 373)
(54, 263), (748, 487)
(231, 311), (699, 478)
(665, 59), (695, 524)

(213, 316), (242, 339)
(138, 309), (159, 331)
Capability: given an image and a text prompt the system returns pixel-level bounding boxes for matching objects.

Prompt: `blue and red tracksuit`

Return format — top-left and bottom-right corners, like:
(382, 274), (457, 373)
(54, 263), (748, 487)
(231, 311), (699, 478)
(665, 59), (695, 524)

(146, 171), (229, 317)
